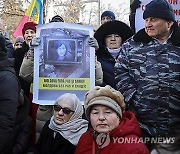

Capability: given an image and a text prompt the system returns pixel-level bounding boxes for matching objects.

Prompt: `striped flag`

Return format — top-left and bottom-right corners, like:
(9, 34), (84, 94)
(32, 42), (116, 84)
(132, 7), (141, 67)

(12, 0), (43, 38)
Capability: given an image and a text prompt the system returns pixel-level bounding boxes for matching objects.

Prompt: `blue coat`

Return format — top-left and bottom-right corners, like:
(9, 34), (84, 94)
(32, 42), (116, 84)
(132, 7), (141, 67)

(96, 47), (117, 89)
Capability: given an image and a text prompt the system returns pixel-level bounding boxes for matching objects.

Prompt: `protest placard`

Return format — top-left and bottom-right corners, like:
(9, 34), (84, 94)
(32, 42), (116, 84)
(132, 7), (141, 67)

(33, 22), (95, 105)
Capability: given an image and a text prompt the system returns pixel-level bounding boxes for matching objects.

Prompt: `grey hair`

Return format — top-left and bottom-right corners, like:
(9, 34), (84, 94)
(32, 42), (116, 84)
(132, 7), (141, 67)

(54, 93), (84, 120)
(54, 93), (81, 111)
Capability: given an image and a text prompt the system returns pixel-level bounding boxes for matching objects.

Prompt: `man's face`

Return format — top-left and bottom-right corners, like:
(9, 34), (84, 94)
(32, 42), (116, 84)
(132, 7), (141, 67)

(144, 17), (174, 42)
(101, 16), (113, 25)
(14, 42), (23, 50)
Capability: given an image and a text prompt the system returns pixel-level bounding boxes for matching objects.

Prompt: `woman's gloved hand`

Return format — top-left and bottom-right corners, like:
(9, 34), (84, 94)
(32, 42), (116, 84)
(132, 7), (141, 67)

(88, 37), (99, 51)
(30, 37), (41, 47)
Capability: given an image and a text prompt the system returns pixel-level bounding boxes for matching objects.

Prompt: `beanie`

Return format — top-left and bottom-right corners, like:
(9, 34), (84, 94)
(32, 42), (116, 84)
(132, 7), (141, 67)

(50, 15), (64, 22)
(101, 11), (115, 20)
(143, 0), (175, 21)
(84, 85), (125, 120)
(22, 21), (37, 36)
(0, 34), (7, 58)
(14, 36), (24, 44)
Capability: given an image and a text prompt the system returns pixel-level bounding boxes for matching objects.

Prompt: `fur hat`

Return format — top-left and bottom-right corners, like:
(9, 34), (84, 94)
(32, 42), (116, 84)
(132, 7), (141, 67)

(94, 20), (134, 45)
(84, 85), (125, 120)
(14, 36), (24, 44)
(0, 34), (7, 59)
(50, 15), (64, 22)
(143, 0), (175, 21)
(101, 11), (115, 20)
(22, 21), (37, 36)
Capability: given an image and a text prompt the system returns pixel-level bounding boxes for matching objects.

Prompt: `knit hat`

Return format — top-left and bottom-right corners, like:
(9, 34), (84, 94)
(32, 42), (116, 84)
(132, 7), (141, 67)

(94, 20), (134, 45)
(84, 85), (125, 120)
(14, 36), (24, 44)
(50, 15), (64, 22)
(22, 21), (37, 36)
(101, 11), (115, 20)
(0, 34), (7, 58)
(143, 0), (175, 21)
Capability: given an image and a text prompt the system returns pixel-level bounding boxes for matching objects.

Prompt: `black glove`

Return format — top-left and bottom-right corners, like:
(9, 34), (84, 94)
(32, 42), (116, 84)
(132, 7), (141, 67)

(130, 0), (141, 12)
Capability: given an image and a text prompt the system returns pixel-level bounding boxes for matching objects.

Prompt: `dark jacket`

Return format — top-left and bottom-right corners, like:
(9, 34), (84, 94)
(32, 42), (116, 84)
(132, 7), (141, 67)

(75, 111), (149, 154)
(13, 41), (29, 76)
(0, 33), (13, 58)
(13, 42), (30, 97)
(94, 20), (134, 89)
(0, 57), (19, 154)
(28, 120), (76, 154)
(13, 95), (32, 154)
(115, 23), (180, 137)
(96, 47), (117, 89)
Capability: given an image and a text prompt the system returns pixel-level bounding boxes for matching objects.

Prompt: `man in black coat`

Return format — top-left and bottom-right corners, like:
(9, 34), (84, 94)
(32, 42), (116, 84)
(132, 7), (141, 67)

(0, 35), (19, 153)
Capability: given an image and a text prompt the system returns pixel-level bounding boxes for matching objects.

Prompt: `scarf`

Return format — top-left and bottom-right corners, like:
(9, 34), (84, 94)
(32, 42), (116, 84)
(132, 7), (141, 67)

(107, 47), (121, 59)
(49, 96), (88, 145)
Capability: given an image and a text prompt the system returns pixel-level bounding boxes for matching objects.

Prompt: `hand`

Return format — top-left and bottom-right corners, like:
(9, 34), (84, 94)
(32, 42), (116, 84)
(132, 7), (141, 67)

(30, 37), (41, 47)
(88, 37), (99, 50)
(44, 64), (55, 73)
(130, 0), (141, 12)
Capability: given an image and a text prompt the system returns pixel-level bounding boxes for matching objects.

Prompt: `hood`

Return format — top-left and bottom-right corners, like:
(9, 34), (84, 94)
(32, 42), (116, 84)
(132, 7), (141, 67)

(133, 22), (180, 46)
(110, 111), (141, 138)
(0, 58), (14, 70)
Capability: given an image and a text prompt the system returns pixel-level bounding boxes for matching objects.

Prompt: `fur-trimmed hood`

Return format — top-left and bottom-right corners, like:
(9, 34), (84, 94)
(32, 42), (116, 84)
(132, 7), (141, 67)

(133, 22), (180, 46)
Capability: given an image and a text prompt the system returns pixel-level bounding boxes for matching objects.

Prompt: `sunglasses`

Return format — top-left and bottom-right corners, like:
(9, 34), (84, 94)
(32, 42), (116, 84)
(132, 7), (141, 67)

(15, 43), (22, 46)
(53, 105), (74, 114)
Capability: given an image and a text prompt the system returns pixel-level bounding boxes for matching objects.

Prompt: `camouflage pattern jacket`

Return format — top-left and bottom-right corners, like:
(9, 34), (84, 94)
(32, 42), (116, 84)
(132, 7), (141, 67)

(115, 23), (180, 137)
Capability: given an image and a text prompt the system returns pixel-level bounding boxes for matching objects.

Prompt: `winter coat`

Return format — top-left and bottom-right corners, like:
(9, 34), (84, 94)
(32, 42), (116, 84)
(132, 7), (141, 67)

(36, 105), (53, 142)
(13, 41), (29, 76)
(19, 46), (34, 83)
(96, 47), (117, 89)
(27, 120), (76, 154)
(13, 41), (31, 97)
(0, 57), (19, 154)
(115, 23), (180, 137)
(75, 111), (149, 154)
(95, 56), (103, 86)
(94, 20), (134, 89)
(0, 33), (14, 58)
(13, 95), (32, 154)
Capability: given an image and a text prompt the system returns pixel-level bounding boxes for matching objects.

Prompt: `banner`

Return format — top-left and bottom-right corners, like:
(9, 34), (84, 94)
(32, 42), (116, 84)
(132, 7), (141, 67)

(135, 0), (180, 32)
(33, 22), (95, 105)
(12, 0), (43, 38)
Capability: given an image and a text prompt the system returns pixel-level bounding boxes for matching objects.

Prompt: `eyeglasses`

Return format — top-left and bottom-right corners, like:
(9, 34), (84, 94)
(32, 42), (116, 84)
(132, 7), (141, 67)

(15, 43), (22, 46)
(53, 105), (74, 114)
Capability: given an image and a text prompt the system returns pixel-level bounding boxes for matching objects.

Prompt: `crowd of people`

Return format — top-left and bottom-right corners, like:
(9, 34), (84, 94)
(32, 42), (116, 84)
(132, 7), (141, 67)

(0, 0), (179, 154)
